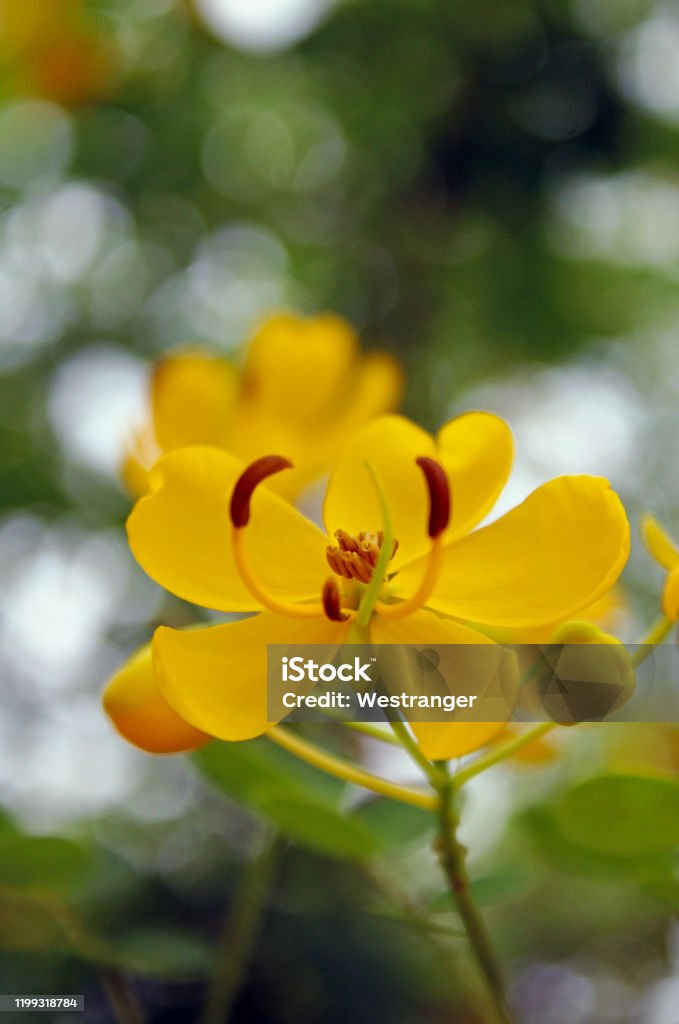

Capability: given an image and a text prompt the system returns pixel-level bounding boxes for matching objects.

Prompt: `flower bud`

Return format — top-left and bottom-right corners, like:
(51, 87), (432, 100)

(104, 643), (209, 754)
(534, 621), (636, 724)
(662, 567), (679, 621)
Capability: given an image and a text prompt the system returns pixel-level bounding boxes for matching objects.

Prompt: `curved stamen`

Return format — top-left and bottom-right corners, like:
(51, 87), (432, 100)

(230, 456), (326, 620)
(322, 579), (351, 622)
(230, 455), (292, 527)
(416, 456), (450, 538)
(375, 456), (450, 620)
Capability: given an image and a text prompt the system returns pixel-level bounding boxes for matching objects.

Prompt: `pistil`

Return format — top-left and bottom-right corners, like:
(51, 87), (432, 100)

(375, 456), (450, 620)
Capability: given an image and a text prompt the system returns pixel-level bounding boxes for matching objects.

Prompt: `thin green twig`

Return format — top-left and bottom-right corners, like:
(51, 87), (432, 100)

(200, 831), (279, 1024)
(631, 616), (673, 667)
(453, 722), (557, 789)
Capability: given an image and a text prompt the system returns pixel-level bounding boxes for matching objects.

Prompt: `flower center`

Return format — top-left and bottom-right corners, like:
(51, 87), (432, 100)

(228, 453), (450, 625)
(326, 529), (399, 584)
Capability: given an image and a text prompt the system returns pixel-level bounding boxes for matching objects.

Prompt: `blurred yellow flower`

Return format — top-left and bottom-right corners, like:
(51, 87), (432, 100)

(0, 0), (116, 107)
(105, 413), (629, 762)
(642, 514), (679, 620)
(122, 312), (403, 500)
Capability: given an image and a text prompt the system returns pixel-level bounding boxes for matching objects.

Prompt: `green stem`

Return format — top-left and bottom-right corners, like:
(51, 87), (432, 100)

(356, 461), (394, 627)
(341, 719), (402, 745)
(631, 616), (673, 667)
(453, 722), (556, 789)
(436, 774), (515, 1024)
(386, 712), (447, 786)
(268, 726), (436, 811)
(200, 832), (279, 1024)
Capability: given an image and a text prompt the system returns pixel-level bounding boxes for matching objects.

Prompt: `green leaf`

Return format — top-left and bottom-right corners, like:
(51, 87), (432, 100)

(192, 737), (346, 810)
(519, 807), (675, 880)
(0, 836), (92, 893)
(256, 796), (377, 862)
(193, 740), (377, 861)
(353, 798), (434, 851)
(112, 929), (214, 979)
(0, 899), (64, 953)
(642, 876), (679, 909)
(555, 774), (679, 858)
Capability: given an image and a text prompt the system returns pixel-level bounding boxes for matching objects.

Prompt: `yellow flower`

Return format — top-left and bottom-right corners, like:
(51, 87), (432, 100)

(105, 413), (629, 762)
(122, 312), (403, 500)
(641, 514), (679, 620)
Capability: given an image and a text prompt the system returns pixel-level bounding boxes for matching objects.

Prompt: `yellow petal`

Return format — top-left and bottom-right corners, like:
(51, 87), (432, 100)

(103, 643), (209, 754)
(437, 412), (513, 540)
(641, 514), (679, 571)
(152, 351), (238, 451)
(413, 720), (509, 760)
(493, 584), (626, 645)
(127, 447), (329, 611)
(243, 312), (358, 424)
(371, 607), (494, 647)
(154, 613), (350, 742)
(662, 567), (679, 621)
(323, 415), (437, 569)
(398, 476), (629, 628)
(371, 609), (516, 759)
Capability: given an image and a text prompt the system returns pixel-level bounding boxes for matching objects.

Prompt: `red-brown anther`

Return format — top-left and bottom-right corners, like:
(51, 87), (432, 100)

(416, 456), (451, 538)
(322, 578), (349, 622)
(326, 529), (399, 582)
(230, 455), (293, 527)
(335, 529), (360, 553)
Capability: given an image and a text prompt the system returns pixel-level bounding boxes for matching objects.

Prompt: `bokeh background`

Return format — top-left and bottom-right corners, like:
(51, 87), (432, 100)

(1, 1), (679, 1021)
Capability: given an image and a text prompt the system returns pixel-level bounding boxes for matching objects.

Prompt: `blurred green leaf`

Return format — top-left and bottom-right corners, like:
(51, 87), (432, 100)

(519, 806), (675, 881)
(642, 876), (679, 910)
(257, 796), (377, 862)
(111, 929), (214, 979)
(0, 835), (92, 893)
(555, 774), (679, 858)
(194, 739), (377, 861)
(0, 898), (64, 953)
(192, 737), (346, 809)
(353, 797), (434, 851)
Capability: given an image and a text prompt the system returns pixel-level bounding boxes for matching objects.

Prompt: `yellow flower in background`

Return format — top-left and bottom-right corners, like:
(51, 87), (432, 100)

(0, 0), (116, 107)
(122, 312), (403, 500)
(105, 413), (629, 762)
(641, 514), (679, 620)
